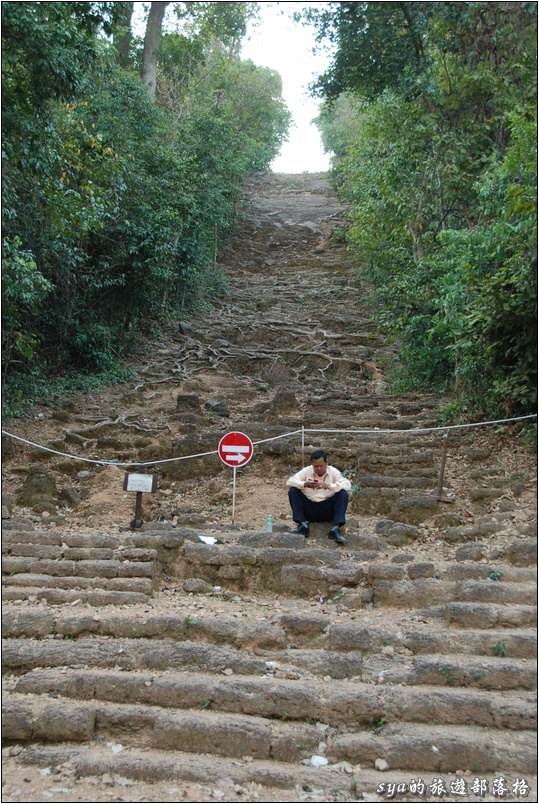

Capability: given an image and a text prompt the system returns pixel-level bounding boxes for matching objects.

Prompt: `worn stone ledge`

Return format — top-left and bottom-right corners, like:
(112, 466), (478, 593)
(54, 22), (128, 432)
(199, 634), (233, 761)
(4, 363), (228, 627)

(408, 654), (537, 692)
(372, 579), (453, 607)
(2, 694), (321, 762)
(446, 601), (537, 629)
(330, 722), (536, 774)
(13, 667), (536, 731)
(2, 698), (96, 742)
(2, 573), (153, 593)
(455, 580), (537, 605)
(4, 693), (536, 774)
(359, 474), (433, 489)
(401, 627), (537, 660)
(443, 563), (537, 582)
(2, 587), (150, 606)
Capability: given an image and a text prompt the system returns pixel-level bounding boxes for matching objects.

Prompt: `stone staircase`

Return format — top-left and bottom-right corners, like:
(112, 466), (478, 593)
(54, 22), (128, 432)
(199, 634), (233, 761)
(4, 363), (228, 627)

(2, 514), (537, 800)
(2, 172), (536, 801)
(1, 520), (158, 606)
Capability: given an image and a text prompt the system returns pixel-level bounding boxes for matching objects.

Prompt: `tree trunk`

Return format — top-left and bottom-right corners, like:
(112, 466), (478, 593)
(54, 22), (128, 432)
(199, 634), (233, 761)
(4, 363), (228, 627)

(113, 2), (134, 68)
(141, 1), (170, 101)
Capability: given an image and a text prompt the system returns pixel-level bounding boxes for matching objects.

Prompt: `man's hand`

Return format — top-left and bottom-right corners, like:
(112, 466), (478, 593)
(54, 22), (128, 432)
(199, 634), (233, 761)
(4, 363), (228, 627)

(304, 480), (330, 489)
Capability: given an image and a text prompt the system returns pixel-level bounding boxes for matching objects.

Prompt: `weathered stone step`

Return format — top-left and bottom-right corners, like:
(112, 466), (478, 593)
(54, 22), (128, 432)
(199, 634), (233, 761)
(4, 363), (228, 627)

(400, 627), (536, 660)
(443, 564), (536, 582)
(2, 693), (320, 762)
(13, 667), (536, 731)
(371, 580), (537, 610)
(2, 587), (150, 606)
(2, 573), (153, 594)
(447, 602), (537, 629)
(1, 526), (143, 549)
(329, 721), (536, 775)
(358, 474), (437, 488)
(2, 556), (155, 578)
(3, 693), (535, 774)
(2, 542), (158, 562)
(355, 489), (441, 521)
(3, 608), (536, 658)
(1, 638), (362, 678)
(3, 636), (536, 690)
(16, 743), (538, 799)
(455, 581), (537, 605)
(361, 653), (536, 691)
(174, 541), (536, 599)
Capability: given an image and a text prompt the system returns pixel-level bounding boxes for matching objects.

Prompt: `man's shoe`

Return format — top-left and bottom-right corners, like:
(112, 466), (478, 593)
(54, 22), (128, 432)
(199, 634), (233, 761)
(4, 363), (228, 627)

(290, 521), (309, 536)
(328, 526), (346, 545)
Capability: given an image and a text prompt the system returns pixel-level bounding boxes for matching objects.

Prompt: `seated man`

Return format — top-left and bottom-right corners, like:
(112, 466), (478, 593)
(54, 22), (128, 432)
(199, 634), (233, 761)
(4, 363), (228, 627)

(286, 449), (351, 545)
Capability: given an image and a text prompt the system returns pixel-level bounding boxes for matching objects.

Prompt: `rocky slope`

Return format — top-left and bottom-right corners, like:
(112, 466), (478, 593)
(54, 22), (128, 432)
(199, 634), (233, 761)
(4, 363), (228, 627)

(1, 172), (537, 803)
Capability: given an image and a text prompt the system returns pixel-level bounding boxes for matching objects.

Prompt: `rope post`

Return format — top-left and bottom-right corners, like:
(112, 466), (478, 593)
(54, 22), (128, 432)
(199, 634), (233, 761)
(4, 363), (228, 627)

(435, 431), (450, 501)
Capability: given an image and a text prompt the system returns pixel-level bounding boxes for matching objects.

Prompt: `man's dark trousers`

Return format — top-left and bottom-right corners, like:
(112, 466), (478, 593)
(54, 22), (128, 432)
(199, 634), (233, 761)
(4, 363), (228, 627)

(288, 487), (348, 526)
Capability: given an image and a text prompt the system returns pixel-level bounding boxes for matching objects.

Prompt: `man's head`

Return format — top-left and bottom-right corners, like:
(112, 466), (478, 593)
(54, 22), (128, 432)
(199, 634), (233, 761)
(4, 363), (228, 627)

(310, 449), (328, 476)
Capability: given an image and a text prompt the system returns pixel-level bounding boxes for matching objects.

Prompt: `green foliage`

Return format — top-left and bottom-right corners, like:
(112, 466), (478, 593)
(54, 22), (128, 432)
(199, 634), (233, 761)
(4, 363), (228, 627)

(492, 641), (508, 657)
(1, 237), (52, 372)
(301, 2), (426, 101)
(2, 363), (134, 420)
(1, 2), (114, 122)
(2, 1), (290, 403)
(438, 664), (458, 687)
(311, 2), (537, 419)
(172, 2), (258, 52)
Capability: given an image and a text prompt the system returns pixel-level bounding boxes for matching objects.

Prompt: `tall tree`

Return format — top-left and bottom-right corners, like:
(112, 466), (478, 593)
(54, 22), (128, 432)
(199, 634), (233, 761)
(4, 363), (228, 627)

(112, 1), (134, 68)
(141, 1), (170, 100)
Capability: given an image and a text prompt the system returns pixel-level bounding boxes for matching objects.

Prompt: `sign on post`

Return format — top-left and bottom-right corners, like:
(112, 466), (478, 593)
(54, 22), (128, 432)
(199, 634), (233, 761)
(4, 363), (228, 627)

(123, 472), (158, 529)
(218, 432), (254, 468)
(218, 432), (254, 523)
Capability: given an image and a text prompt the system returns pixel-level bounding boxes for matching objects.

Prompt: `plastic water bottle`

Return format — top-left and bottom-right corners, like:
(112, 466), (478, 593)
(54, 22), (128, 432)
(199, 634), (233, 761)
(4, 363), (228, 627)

(266, 514), (273, 534)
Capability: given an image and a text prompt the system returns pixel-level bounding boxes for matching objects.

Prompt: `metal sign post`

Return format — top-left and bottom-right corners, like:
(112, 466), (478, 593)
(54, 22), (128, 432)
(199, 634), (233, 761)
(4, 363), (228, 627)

(217, 432), (254, 524)
(123, 473), (158, 528)
(232, 466), (237, 523)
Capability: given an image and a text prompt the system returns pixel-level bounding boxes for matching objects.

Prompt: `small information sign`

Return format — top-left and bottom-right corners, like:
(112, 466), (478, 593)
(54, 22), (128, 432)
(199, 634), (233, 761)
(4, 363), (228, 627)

(123, 473), (158, 529)
(123, 473), (158, 493)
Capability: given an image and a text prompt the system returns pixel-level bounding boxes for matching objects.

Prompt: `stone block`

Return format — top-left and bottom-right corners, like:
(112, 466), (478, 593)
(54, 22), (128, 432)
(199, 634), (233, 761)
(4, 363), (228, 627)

(217, 565), (242, 579)
(279, 614), (330, 636)
(373, 579), (452, 607)
(506, 539), (537, 567)
(366, 563), (406, 581)
(117, 560), (154, 578)
(407, 562), (435, 580)
(330, 623), (371, 651)
(324, 562), (364, 586)
(183, 577), (212, 593)
(63, 548), (114, 560)
(469, 487), (502, 501)
(454, 543), (486, 562)
(280, 564), (326, 596)
(72, 559), (119, 578)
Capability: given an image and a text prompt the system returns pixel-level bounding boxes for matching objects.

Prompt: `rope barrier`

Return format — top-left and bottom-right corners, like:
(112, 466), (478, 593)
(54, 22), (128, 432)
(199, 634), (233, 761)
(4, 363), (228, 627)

(2, 414), (536, 470)
(301, 414), (538, 436)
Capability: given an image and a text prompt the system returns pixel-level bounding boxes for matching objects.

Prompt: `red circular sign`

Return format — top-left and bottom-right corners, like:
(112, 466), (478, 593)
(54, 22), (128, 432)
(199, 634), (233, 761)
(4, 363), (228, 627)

(218, 432), (254, 468)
